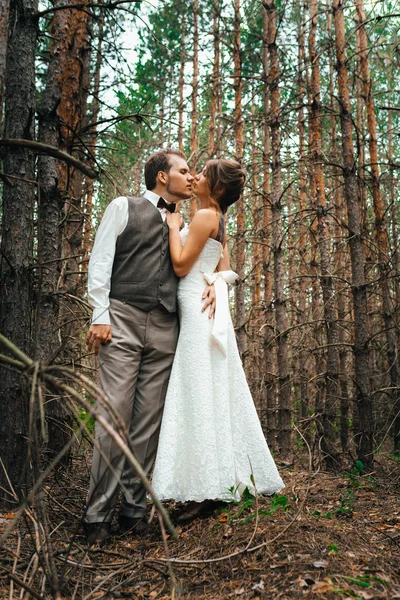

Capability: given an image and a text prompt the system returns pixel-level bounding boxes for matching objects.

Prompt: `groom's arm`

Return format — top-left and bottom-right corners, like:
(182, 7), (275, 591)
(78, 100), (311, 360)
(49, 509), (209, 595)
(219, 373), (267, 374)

(86, 197), (128, 354)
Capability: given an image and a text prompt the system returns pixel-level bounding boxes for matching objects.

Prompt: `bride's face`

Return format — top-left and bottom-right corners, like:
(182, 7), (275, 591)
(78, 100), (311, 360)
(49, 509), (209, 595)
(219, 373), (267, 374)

(193, 167), (209, 199)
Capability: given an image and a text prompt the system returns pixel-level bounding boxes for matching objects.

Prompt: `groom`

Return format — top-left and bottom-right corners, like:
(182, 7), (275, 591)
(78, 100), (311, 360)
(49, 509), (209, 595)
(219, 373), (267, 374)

(84, 148), (215, 545)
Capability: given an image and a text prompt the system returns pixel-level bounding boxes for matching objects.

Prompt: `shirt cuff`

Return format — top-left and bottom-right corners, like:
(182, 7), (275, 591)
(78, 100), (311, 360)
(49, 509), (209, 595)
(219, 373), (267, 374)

(91, 307), (110, 326)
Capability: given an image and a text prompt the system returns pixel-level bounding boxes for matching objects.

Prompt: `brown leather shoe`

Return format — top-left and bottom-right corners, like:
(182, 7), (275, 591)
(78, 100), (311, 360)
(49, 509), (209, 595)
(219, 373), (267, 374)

(85, 522), (111, 546)
(118, 515), (152, 535)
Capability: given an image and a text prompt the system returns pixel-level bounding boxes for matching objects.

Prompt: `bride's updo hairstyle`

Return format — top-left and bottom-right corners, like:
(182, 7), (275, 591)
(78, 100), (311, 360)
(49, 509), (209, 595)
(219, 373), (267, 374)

(206, 159), (246, 214)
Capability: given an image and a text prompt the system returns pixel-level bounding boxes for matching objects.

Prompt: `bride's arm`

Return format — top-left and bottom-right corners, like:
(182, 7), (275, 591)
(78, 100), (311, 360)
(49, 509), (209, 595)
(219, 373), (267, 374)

(167, 209), (218, 277)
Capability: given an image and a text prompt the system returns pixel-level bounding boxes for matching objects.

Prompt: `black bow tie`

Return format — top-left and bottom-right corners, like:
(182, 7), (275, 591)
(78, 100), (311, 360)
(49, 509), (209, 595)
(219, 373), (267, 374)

(157, 197), (176, 213)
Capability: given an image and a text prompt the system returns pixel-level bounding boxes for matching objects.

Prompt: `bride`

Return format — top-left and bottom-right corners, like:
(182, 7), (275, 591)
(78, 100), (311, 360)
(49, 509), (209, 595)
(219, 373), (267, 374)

(152, 158), (284, 522)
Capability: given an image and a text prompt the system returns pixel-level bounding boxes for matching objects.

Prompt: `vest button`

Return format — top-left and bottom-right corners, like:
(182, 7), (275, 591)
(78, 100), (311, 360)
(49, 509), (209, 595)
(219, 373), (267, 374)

(159, 282), (163, 286)
(161, 266), (164, 270)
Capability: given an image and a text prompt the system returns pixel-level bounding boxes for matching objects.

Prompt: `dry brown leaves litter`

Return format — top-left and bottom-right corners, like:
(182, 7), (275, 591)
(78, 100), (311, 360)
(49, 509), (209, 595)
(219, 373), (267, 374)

(1, 454), (399, 599)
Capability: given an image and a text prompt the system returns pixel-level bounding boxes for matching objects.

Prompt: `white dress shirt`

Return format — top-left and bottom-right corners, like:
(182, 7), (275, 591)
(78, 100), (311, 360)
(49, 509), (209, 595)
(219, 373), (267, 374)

(88, 190), (172, 325)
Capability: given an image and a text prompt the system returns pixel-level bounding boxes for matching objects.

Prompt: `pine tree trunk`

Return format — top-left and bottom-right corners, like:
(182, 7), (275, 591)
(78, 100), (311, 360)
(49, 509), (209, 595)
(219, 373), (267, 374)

(57, 2), (91, 360)
(190, 0), (199, 219)
(307, 15), (325, 457)
(0, 0), (37, 503)
(309, 0), (339, 469)
(233, 0), (246, 359)
(262, 5), (276, 450)
(36, 0), (90, 456)
(266, 0), (291, 457)
(81, 14), (104, 278)
(249, 99), (262, 397)
(328, 0), (349, 453)
(387, 73), (400, 454)
(178, 12), (185, 153)
(0, 0), (9, 126)
(355, 0), (400, 455)
(296, 2), (310, 440)
(208, 0), (220, 157)
(333, 0), (373, 470)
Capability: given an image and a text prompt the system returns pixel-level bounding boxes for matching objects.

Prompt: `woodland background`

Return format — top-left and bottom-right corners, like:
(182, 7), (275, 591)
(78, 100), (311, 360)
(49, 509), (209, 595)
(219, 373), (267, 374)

(0, 0), (400, 597)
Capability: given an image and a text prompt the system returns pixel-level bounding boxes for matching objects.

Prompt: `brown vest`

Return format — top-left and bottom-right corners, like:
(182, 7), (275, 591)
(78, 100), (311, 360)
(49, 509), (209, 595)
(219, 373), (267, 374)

(109, 196), (178, 312)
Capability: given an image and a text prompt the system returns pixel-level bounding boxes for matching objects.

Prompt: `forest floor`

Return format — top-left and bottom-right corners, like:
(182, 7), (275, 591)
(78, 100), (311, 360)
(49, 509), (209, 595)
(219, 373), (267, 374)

(1, 453), (399, 600)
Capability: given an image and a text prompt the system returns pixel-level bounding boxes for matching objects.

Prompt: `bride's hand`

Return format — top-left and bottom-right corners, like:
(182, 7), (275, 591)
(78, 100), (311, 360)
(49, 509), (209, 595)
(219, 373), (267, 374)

(201, 284), (216, 319)
(166, 212), (183, 229)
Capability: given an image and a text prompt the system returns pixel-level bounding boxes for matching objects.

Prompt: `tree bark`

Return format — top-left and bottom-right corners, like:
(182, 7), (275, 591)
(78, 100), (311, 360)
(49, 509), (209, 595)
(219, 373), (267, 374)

(189, 0), (199, 219)
(233, 0), (246, 359)
(387, 67), (400, 454)
(35, 0), (90, 457)
(265, 0), (291, 457)
(208, 0), (220, 158)
(0, 0), (37, 503)
(262, 4), (276, 450)
(53, 1), (91, 381)
(333, 0), (373, 470)
(249, 98), (262, 397)
(81, 13), (104, 278)
(0, 0), (9, 127)
(355, 0), (400, 455)
(309, 0), (339, 469)
(296, 0), (310, 441)
(327, 0), (349, 453)
(178, 11), (185, 153)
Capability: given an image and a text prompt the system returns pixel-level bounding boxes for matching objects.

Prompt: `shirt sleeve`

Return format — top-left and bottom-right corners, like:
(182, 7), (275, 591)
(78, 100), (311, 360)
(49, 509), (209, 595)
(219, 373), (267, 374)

(88, 196), (128, 325)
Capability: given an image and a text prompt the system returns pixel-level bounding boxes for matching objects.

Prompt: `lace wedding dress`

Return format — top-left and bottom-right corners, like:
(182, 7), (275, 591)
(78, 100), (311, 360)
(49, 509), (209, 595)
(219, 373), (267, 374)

(152, 227), (284, 502)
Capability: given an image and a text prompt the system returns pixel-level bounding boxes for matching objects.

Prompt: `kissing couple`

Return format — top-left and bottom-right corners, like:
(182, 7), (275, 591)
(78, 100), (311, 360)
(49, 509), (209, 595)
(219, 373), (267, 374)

(84, 148), (284, 545)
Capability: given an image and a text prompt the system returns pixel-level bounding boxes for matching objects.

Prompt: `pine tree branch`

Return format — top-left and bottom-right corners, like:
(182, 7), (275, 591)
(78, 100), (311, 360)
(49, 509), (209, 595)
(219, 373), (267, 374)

(0, 139), (99, 179)
(34, 0), (141, 19)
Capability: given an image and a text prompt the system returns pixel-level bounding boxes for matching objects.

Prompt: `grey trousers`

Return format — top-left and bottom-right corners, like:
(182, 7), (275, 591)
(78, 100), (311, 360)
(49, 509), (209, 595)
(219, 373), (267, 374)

(85, 299), (179, 523)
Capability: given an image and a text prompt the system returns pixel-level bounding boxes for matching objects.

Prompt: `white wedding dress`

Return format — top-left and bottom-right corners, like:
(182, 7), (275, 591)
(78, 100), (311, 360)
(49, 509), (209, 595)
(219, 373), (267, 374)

(152, 227), (284, 502)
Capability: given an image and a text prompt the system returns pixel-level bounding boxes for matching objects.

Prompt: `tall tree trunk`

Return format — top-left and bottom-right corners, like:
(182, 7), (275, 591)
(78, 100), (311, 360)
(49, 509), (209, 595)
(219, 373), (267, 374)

(0, 0), (9, 127)
(178, 11), (185, 153)
(81, 13), (104, 278)
(355, 0), (400, 455)
(249, 99), (262, 397)
(0, 0), (37, 503)
(36, 0), (90, 456)
(333, 0), (373, 470)
(208, 0), (220, 157)
(190, 0), (199, 219)
(57, 1), (91, 360)
(296, 1), (310, 440)
(265, 0), (291, 457)
(387, 68), (400, 454)
(307, 17), (325, 458)
(309, 0), (339, 469)
(262, 5), (276, 450)
(233, 0), (246, 358)
(327, 0), (349, 453)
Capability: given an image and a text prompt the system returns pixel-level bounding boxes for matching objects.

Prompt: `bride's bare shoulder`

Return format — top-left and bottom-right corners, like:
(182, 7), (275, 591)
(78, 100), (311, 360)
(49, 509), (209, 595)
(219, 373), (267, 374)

(193, 208), (219, 223)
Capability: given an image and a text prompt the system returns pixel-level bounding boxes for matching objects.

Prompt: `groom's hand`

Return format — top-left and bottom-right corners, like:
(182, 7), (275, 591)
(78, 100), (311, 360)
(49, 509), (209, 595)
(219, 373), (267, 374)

(201, 284), (216, 319)
(86, 324), (112, 355)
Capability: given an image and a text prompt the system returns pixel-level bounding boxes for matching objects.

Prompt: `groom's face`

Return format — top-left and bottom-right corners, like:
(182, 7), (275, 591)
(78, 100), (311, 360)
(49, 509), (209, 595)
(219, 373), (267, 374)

(165, 156), (194, 201)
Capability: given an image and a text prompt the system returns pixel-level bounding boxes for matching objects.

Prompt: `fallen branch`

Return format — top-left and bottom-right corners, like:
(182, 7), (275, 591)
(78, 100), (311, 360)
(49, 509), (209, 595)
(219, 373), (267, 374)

(0, 334), (178, 544)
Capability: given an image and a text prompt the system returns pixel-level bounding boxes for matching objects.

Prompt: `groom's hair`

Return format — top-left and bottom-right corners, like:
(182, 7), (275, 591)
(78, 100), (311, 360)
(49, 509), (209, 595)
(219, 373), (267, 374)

(145, 148), (186, 190)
